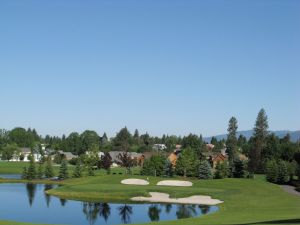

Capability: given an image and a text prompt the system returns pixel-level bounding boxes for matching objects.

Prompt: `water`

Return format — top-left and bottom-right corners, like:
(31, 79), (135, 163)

(0, 183), (219, 225)
(0, 174), (21, 179)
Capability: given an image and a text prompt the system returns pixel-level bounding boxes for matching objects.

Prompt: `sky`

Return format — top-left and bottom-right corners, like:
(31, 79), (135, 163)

(0, 0), (299, 138)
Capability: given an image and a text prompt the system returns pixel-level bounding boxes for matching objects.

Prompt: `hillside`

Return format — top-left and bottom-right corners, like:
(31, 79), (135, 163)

(204, 130), (300, 142)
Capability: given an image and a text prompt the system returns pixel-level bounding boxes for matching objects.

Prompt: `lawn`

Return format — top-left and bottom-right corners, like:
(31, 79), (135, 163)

(0, 163), (300, 225)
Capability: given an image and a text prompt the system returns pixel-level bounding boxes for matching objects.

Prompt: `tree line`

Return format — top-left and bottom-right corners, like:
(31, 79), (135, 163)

(1, 108), (299, 184)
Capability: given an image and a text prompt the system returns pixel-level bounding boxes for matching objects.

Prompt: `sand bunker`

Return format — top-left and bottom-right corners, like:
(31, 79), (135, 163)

(121, 178), (149, 185)
(157, 180), (193, 187)
(131, 192), (223, 205)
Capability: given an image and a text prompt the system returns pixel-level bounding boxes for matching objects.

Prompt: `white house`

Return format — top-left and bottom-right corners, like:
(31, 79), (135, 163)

(11, 148), (42, 162)
(152, 144), (167, 151)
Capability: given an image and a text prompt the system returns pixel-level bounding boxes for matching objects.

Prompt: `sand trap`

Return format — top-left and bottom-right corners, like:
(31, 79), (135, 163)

(121, 178), (149, 185)
(157, 180), (193, 187)
(131, 192), (223, 205)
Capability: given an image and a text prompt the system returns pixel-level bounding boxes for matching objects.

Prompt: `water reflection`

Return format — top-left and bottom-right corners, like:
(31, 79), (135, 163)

(26, 183), (36, 206)
(82, 202), (112, 225)
(44, 184), (53, 208)
(148, 204), (161, 221)
(118, 204), (133, 224)
(0, 183), (219, 225)
(176, 204), (197, 219)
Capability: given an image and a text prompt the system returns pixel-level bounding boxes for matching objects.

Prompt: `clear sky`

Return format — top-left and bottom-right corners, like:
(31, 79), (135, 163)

(0, 0), (299, 138)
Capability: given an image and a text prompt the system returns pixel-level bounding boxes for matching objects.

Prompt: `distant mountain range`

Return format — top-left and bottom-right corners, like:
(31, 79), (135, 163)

(204, 130), (300, 143)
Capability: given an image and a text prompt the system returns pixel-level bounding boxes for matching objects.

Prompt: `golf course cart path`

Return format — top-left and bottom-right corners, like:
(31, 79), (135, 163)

(131, 192), (223, 205)
(157, 180), (193, 187)
(281, 185), (300, 197)
(121, 178), (149, 185)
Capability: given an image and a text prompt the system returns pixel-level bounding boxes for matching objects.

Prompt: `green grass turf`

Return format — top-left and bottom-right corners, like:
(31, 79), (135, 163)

(0, 163), (300, 225)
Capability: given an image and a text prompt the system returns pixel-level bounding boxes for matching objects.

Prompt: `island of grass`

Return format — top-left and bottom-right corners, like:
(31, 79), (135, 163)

(0, 173), (299, 225)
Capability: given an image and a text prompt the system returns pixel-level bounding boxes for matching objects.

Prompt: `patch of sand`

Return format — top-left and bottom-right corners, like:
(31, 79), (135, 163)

(157, 180), (193, 187)
(131, 192), (223, 205)
(121, 178), (149, 185)
(281, 185), (300, 197)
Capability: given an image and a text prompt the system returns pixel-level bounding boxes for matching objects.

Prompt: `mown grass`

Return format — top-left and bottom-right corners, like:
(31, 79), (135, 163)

(0, 162), (300, 225)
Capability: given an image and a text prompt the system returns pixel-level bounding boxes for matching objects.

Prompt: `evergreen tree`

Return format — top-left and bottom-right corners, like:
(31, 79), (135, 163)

(58, 159), (69, 179)
(266, 160), (278, 183)
(163, 159), (174, 177)
(226, 117), (238, 162)
(140, 155), (165, 177)
(198, 160), (213, 179)
(45, 157), (54, 178)
(114, 127), (132, 151)
(214, 162), (229, 179)
(73, 160), (82, 178)
(232, 159), (246, 178)
(175, 148), (199, 177)
(249, 108), (269, 173)
(27, 156), (36, 180)
(21, 167), (28, 179)
(277, 160), (289, 184)
(133, 129), (140, 145)
(101, 132), (108, 145)
(37, 163), (44, 179)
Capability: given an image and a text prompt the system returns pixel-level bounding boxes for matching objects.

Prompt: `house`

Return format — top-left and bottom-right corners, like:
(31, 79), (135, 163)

(152, 144), (167, 151)
(85, 151), (104, 158)
(56, 150), (77, 161)
(11, 148), (42, 162)
(209, 153), (228, 168)
(206, 143), (215, 151)
(108, 151), (144, 166)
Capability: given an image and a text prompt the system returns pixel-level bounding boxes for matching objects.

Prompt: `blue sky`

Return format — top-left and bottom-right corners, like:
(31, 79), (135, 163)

(0, 0), (299, 137)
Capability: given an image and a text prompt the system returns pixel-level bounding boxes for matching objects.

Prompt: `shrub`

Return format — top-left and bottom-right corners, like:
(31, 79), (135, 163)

(58, 159), (69, 179)
(233, 159), (246, 178)
(21, 167), (28, 179)
(73, 160), (82, 178)
(266, 160), (278, 183)
(175, 148), (199, 177)
(141, 155), (165, 177)
(45, 157), (54, 178)
(277, 160), (289, 184)
(214, 162), (229, 179)
(27, 156), (36, 180)
(37, 163), (44, 179)
(198, 160), (213, 179)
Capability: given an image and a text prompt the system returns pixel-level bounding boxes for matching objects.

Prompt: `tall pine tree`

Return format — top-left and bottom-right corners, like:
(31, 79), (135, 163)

(58, 159), (69, 179)
(249, 108), (269, 173)
(45, 156), (54, 178)
(226, 117), (238, 162)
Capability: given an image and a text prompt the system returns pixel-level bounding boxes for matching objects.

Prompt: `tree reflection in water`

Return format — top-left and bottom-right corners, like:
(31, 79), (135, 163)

(26, 183), (36, 207)
(44, 184), (53, 208)
(118, 204), (133, 224)
(82, 202), (111, 225)
(200, 205), (210, 215)
(176, 204), (197, 219)
(164, 203), (172, 214)
(82, 202), (100, 225)
(148, 204), (162, 221)
(60, 198), (67, 207)
(99, 203), (111, 222)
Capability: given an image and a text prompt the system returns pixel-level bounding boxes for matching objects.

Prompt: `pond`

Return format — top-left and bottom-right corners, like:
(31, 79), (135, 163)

(0, 174), (21, 179)
(0, 183), (219, 225)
